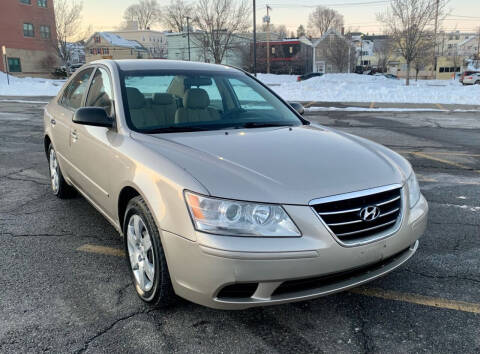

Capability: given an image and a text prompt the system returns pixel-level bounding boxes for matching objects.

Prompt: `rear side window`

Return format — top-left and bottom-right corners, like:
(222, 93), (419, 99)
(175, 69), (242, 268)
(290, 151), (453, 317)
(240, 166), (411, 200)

(61, 68), (94, 110)
(85, 68), (114, 116)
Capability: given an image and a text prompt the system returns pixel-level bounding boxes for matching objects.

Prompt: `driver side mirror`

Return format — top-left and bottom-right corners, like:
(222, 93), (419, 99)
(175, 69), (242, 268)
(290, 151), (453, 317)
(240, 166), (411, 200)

(289, 102), (305, 115)
(73, 107), (113, 128)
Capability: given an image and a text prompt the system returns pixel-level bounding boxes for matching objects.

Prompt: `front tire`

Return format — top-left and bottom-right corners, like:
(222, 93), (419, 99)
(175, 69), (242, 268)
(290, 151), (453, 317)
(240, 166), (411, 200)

(124, 196), (174, 307)
(48, 144), (76, 198)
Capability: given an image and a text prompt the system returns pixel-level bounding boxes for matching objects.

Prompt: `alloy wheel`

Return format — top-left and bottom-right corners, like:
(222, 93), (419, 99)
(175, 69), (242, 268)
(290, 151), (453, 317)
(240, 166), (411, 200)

(127, 214), (156, 292)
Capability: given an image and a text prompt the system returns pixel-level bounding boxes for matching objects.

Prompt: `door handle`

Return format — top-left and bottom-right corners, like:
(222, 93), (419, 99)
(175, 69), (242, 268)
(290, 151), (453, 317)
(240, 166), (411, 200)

(50, 118), (56, 126)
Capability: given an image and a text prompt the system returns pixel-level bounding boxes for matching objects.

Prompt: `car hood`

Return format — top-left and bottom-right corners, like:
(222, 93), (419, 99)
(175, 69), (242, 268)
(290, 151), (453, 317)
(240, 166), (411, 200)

(133, 125), (405, 205)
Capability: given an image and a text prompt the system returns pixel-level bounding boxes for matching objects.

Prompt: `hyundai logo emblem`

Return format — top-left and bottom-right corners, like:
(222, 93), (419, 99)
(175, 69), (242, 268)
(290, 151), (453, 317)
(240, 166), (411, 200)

(360, 206), (381, 221)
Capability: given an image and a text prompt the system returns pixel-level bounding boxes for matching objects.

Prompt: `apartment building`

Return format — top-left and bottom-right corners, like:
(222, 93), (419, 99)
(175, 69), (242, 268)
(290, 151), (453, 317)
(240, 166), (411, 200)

(0, 0), (58, 77)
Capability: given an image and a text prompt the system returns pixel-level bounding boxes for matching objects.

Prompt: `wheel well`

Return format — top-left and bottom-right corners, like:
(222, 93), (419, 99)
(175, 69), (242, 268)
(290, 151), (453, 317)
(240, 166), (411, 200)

(44, 135), (51, 158)
(118, 187), (140, 230)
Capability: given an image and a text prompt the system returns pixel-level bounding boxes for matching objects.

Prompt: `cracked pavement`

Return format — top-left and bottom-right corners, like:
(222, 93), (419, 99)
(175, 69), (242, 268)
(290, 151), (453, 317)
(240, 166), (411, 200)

(0, 99), (479, 353)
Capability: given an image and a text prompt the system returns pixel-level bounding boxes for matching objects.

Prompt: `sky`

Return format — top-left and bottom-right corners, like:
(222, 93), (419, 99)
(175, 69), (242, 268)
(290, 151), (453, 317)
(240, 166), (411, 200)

(82, 0), (480, 35)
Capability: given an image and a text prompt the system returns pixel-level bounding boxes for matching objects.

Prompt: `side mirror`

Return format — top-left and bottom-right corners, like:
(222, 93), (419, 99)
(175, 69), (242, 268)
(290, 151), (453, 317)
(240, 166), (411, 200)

(73, 107), (113, 128)
(289, 102), (305, 115)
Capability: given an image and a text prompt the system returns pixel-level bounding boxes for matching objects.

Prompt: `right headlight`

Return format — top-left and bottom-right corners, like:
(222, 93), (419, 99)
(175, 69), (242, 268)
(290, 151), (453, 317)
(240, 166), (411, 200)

(185, 191), (301, 237)
(407, 172), (421, 208)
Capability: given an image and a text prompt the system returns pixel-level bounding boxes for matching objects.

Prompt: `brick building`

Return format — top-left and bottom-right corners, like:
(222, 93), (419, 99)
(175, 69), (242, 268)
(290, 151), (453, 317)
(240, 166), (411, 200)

(0, 0), (58, 77)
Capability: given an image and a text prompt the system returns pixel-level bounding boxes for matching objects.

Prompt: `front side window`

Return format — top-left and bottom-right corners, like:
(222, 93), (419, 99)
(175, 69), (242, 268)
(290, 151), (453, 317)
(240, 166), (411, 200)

(61, 68), (94, 110)
(20, 0), (31, 4)
(85, 68), (114, 116)
(40, 25), (51, 39)
(37, 0), (47, 7)
(23, 23), (34, 37)
(7, 58), (22, 72)
(122, 70), (302, 132)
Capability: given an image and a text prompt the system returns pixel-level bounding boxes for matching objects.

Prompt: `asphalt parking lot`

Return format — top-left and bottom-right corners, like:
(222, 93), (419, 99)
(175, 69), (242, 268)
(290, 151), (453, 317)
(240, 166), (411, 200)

(0, 98), (479, 353)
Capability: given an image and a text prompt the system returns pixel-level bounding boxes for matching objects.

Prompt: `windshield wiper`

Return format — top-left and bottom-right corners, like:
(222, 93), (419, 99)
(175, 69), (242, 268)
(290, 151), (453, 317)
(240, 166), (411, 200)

(237, 122), (295, 129)
(145, 125), (213, 134)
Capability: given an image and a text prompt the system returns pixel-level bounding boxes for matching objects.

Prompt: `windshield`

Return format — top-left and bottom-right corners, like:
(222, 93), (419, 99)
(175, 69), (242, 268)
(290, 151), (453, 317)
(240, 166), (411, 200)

(121, 69), (303, 133)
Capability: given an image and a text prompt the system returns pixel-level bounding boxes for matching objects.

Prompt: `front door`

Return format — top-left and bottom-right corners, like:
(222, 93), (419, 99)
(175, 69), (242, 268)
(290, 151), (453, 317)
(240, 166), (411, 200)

(69, 67), (116, 214)
(51, 68), (94, 180)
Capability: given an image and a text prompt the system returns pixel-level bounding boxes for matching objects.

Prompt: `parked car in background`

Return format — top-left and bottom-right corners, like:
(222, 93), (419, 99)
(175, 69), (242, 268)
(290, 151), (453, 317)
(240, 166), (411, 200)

(44, 59), (428, 310)
(297, 72), (324, 81)
(462, 72), (480, 85)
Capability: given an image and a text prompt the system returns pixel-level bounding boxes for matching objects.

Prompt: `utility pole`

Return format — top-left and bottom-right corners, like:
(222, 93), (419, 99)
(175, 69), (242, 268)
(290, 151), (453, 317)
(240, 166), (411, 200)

(185, 16), (191, 61)
(432, 0), (440, 80)
(253, 0), (257, 76)
(264, 5), (271, 74)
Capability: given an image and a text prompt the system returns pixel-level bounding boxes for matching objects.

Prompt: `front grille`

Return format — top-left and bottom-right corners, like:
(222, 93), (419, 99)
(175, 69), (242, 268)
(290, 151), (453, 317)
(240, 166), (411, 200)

(312, 186), (402, 244)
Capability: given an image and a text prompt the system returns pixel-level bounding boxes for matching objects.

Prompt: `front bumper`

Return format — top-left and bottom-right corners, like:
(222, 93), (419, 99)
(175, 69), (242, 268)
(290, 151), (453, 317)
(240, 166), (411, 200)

(161, 195), (428, 309)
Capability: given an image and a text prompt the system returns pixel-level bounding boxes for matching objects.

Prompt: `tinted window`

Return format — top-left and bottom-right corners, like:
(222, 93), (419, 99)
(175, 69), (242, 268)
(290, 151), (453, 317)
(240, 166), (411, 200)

(85, 68), (114, 116)
(61, 68), (94, 110)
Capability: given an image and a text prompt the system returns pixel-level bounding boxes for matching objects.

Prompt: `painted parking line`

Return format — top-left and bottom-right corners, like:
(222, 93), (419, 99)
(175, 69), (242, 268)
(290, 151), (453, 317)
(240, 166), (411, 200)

(412, 151), (478, 172)
(351, 287), (480, 314)
(77, 244), (125, 257)
(77, 244), (480, 314)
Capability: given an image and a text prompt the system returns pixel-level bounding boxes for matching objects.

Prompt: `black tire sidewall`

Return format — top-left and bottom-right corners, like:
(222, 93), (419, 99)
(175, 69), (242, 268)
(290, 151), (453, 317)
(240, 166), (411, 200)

(123, 197), (168, 303)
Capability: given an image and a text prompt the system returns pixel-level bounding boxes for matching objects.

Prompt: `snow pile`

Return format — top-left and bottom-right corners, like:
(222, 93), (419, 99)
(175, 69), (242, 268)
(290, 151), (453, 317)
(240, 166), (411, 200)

(259, 73), (480, 105)
(0, 71), (64, 96)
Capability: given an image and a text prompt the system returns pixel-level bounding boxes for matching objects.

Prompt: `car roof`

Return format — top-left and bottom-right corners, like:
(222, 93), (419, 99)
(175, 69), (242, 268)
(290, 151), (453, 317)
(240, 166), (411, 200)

(91, 59), (239, 73)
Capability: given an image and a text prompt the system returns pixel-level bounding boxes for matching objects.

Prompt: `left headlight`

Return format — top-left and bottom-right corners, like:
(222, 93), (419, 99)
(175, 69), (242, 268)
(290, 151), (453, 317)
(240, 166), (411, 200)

(407, 172), (421, 208)
(185, 191), (301, 237)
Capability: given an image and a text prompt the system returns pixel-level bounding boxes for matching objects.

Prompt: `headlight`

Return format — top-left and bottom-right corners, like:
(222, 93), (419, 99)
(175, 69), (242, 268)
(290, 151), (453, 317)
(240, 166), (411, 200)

(185, 192), (301, 237)
(407, 172), (420, 208)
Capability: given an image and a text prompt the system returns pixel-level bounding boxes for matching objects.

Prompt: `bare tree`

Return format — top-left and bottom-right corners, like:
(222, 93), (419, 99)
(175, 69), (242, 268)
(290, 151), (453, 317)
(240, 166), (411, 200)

(413, 33), (435, 80)
(374, 37), (394, 72)
(53, 0), (85, 67)
(378, 0), (446, 85)
(325, 36), (355, 73)
(308, 6), (344, 37)
(162, 0), (193, 32)
(123, 0), (162, 30)
(192, 0), (250, 64)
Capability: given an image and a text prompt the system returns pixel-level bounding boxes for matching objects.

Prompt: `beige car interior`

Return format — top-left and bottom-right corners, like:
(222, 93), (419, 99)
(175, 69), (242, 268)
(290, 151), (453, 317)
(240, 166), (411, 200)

(126, 76), (223, 129)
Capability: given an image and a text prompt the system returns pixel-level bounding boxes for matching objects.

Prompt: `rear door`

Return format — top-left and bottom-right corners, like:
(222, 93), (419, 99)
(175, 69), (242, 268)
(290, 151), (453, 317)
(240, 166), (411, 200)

(50, 68), (94, 179)
(69, 66), (117, 214)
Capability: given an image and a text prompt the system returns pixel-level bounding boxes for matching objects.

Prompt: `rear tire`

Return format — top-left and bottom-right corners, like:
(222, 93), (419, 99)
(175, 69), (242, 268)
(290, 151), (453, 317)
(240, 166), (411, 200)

(123, 196), (175, 308)
(48, 144), (76, 199)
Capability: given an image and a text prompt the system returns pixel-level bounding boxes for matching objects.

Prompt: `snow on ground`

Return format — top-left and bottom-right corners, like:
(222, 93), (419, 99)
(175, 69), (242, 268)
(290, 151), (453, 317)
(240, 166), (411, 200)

(1, 70), (479, 106)
(257, 73), (480, 105)
(0, 71), (64, 96)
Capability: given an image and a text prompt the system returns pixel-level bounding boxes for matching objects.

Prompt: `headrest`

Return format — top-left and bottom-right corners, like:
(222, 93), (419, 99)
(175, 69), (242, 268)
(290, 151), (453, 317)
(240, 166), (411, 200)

(183, 88), (210, 109)
(153, 93), (174, 105)
(126, 87), (145, 109)
(167, 76), (186, 98)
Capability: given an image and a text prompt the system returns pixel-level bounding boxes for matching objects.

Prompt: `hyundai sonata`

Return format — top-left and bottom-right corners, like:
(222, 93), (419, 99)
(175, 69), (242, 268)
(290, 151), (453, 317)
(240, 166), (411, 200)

(43, 60), (428, 309)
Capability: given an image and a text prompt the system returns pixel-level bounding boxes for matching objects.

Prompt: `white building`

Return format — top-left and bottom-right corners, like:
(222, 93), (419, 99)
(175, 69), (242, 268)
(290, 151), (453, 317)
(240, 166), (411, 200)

(166, 32), (250, 68)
